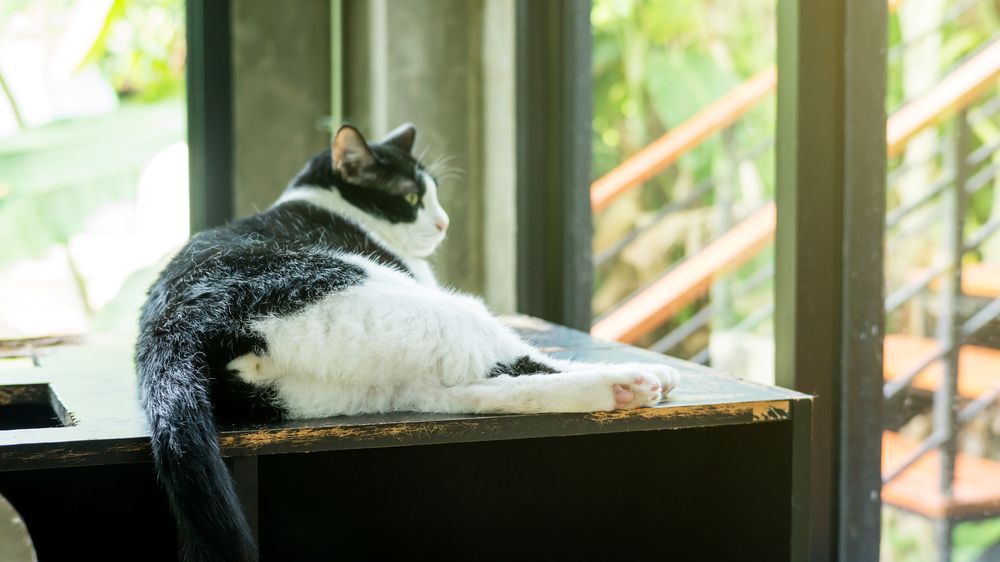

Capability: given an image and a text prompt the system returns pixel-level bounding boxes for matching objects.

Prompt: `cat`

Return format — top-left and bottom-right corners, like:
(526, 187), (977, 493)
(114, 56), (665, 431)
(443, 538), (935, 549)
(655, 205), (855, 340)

(136, 123), (678, 562)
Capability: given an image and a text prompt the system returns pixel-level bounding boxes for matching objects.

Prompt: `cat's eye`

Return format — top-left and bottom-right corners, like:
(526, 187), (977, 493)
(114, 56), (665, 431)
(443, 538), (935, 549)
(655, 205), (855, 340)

(404, 193), (420, 206)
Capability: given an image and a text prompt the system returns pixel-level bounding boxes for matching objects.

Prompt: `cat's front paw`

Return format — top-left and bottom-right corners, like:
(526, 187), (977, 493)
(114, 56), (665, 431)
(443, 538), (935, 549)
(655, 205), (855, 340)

(609, 363), (679, 398)
(646, 364), (679, 395)
(227, 353), (272, 384)
(611, 373), (663, 409)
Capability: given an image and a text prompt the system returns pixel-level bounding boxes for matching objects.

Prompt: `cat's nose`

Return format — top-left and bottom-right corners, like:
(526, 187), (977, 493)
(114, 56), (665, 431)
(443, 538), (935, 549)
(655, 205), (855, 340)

(436, 221), (449, 232)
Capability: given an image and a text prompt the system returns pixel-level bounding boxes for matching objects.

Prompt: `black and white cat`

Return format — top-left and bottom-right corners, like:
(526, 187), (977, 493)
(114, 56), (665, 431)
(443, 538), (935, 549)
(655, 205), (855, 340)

(136, 123), (678, 561)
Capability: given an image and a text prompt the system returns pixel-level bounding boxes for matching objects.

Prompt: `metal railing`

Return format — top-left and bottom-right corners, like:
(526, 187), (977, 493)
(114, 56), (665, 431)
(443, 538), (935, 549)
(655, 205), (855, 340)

(591, 9), (1000, 557)
(593, 37), (1000, 350)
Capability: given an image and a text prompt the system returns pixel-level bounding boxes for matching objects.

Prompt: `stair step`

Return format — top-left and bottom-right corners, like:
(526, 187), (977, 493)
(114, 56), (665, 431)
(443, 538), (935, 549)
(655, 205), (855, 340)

(961, 263), (1000, 299)
(927, 263), (1000, 299)
(883, 431), (1000, 519)
(884, 334), (1000, 400)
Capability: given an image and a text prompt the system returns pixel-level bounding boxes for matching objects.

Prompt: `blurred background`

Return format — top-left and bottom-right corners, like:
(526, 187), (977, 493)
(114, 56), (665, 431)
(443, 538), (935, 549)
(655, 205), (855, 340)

(0, 0), (187, 353)
(590, 0), (1000, 560)
(2, 0), (1000, 559)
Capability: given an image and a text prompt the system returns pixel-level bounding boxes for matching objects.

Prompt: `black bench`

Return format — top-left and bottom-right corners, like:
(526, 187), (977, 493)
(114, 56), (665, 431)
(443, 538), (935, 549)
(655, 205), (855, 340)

(0, 316), (811, 561)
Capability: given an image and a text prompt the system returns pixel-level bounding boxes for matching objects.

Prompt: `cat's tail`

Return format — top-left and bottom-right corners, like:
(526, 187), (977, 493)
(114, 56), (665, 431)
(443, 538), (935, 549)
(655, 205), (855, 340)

(137, 333), (257, 562)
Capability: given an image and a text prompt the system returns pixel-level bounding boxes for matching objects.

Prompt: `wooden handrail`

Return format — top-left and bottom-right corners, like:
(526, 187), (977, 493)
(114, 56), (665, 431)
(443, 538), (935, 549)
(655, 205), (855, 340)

(591, 202), (775, 343)
(592, 37), (1000, 344)
(887, 39), (1000, 156)
(590, 67), (777, 213)
(591, 0), (908, 213)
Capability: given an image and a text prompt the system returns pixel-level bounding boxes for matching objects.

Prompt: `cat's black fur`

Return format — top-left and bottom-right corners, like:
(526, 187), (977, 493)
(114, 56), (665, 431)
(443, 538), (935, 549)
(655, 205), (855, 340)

(488, 355), (559, 378)
(293, 138), (428, 224)
(136, 125), (427, 562)
(293, 145), (424, 223)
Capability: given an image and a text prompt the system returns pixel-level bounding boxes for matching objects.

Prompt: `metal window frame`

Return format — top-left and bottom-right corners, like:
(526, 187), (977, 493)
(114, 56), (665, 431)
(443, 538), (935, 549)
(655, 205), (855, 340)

(186, 0), (234, 232)
(775, 0), (887, 560)
(514, 0), (593, 330)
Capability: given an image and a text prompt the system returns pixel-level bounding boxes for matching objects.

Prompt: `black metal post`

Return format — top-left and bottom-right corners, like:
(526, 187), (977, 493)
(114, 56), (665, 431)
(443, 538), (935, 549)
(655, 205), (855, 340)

(775, 0), (887, 559)
(186, 0), (234, 232)
(934, 110), (970, 562)
(514, 0), (593, 331)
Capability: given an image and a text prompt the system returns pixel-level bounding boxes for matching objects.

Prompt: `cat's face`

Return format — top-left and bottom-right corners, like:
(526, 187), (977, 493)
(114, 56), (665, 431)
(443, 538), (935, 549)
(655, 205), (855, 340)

(332, 124), (450, 257)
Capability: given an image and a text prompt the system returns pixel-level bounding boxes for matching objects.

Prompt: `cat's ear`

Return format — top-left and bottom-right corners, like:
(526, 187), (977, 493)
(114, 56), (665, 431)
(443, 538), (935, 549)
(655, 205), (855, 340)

(381, 122), (416, 153)
(333, 125), (375, 178)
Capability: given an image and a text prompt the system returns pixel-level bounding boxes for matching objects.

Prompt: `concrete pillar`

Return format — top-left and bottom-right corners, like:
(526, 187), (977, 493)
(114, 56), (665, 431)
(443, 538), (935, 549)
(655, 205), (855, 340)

(230, 0), (332, 217)
(227, 0), (516, 308)
(343, 0), (518, 308)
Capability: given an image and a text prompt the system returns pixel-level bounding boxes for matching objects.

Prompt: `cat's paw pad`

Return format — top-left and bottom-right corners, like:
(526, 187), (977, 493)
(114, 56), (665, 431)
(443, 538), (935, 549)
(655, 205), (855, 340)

(612, 373), (662, 409)
(227, 353), (269, 384)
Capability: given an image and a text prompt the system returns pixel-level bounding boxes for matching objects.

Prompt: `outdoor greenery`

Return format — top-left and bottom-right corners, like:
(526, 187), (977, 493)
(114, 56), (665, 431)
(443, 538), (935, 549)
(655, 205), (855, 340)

(591, 0), (777, 354)
(0, 0), (185, 338)
(592, 1), (1000, 560)
(79, 0), (185, 102)
(591, 0), (1000, 350)
(884, 0), (1000, 273)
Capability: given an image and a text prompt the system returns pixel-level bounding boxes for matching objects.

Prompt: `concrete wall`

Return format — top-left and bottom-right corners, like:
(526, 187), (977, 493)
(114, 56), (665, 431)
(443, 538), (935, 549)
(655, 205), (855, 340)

(231, 0), (331, 217)
(229, 0), (517, 309)
(343, 0), (518, 308)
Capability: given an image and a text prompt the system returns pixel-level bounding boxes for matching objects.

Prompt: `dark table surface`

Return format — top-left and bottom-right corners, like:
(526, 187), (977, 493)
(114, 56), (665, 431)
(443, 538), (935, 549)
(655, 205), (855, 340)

(0, 315), (809, 471)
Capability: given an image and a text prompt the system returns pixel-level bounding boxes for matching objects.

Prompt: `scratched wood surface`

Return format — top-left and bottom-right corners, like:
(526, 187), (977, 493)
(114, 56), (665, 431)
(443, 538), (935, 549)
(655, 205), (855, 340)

(0, 315), (809, 471)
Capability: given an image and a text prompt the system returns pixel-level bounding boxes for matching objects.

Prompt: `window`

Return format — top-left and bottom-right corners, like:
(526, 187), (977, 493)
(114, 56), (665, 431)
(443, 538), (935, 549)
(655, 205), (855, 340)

(591, 0), (1000, 559)
(0, 0), (187, 365)
(881, 1), (1000, 558)
(589, 0), (778, 385)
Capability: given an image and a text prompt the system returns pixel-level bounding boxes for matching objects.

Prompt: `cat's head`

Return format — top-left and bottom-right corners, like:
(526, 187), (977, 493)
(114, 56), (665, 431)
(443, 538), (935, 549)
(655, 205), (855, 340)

(292, 123), (450, 257)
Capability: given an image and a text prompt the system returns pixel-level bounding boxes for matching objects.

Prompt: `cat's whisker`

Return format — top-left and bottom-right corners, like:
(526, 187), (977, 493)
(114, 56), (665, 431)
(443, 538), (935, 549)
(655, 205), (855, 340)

(433, 165), (466, 179)
(438, 165), (465, 175)
(426, 155), (464, 180)
(426, 156), (444, 174)
(436, 174), (464, 184)
(434, 155), (460, 169)
(416, 145), (431, 164)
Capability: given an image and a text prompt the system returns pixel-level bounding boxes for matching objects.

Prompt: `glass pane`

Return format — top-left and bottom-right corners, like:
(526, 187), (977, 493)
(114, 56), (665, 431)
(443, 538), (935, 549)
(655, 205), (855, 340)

(0, 0), (187, 363)
(590, 0), (777, 384)
(881, 0), (1000, 558)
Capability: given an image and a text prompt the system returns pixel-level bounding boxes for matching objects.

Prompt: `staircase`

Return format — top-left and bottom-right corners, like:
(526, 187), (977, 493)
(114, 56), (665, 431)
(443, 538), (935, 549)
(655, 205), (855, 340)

(884, 335), (1000, 401)
(883, 431), (1000, 520)
(591, 17), (1000, 560)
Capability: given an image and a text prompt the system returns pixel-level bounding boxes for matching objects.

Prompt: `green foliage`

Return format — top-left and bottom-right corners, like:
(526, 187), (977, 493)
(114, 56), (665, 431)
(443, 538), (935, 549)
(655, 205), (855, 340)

(83, 0), (186, 102)
(883, 508), (1000, 562)
(592, 0), (1000, 330)
(0, 0), (185, 266)
(76, 0), (130, 73)
(591, 0), (778, 220)
(591, 0), (777, 325)
(0, 100), (184, 268)
(886, 1), (1000, 111)
(0, 0), (185, 332)
(954, 518), (1000, 562)
(592, 0), (775, 175)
